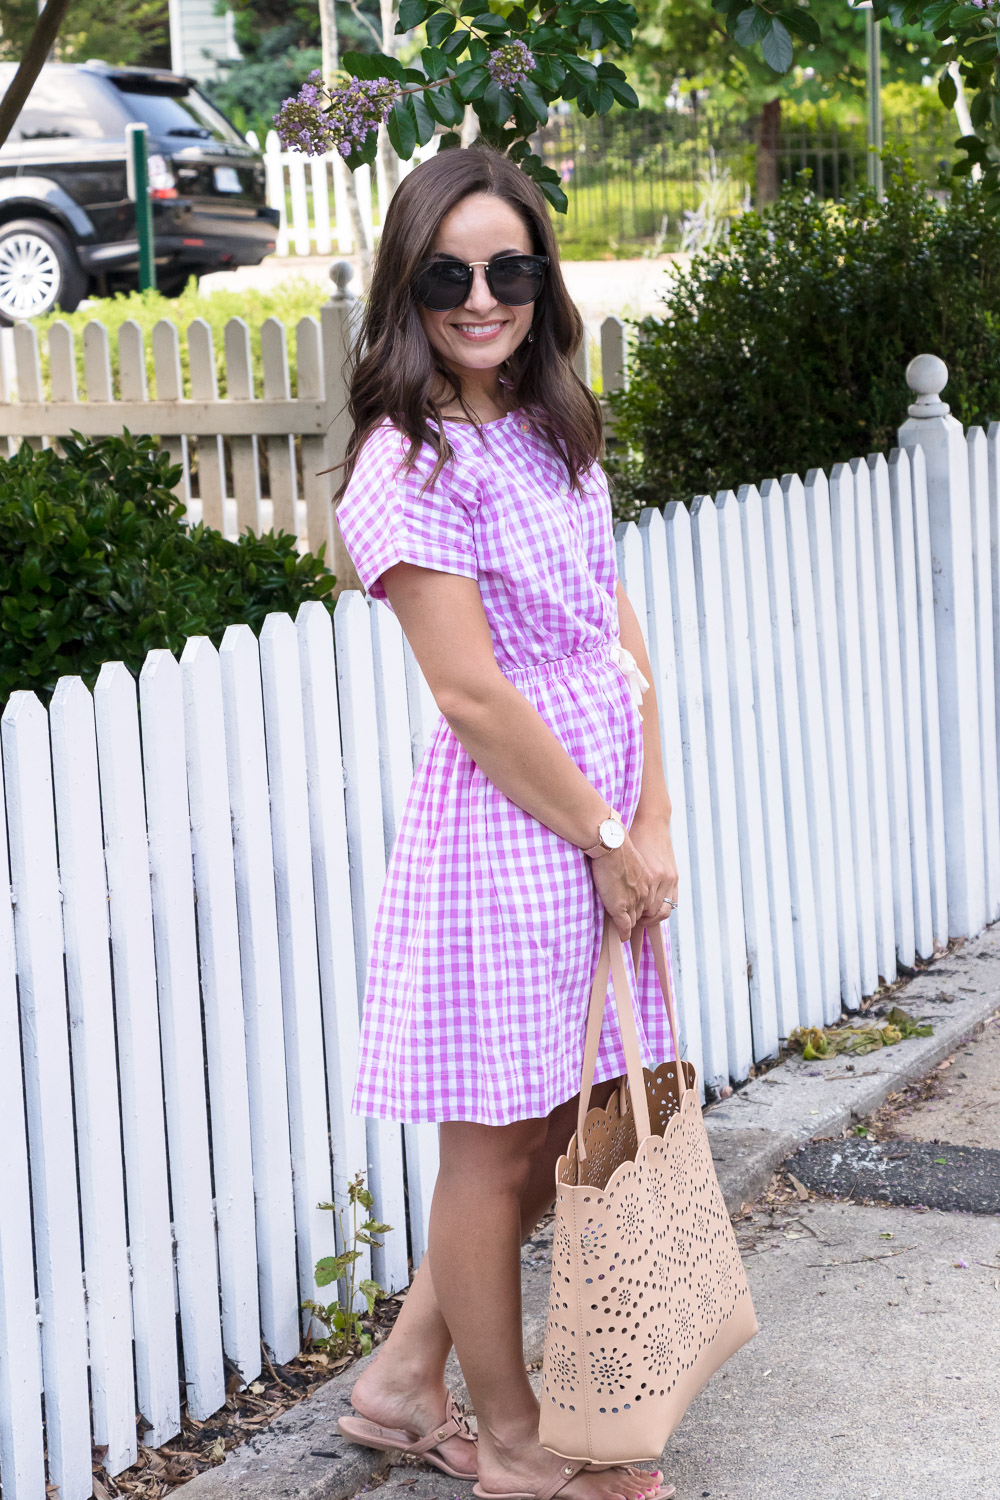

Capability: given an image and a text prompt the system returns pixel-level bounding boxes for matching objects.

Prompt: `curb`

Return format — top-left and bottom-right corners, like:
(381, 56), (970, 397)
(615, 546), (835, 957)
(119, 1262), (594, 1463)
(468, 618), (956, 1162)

(180, 925), (1000, 1500)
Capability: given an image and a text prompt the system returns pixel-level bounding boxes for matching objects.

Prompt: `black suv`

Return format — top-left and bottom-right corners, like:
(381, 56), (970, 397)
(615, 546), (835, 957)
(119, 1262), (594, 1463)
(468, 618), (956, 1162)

(0, 60), (280, 322)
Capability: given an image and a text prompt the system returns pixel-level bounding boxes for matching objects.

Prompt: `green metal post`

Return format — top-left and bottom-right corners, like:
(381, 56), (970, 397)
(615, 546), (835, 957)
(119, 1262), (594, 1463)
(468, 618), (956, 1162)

(865, 6), (884, 197)
(126, 122), (157, 292)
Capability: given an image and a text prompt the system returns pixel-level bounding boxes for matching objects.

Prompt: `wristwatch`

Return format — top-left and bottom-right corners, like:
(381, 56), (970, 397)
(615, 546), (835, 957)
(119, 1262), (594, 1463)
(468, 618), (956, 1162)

(584, 807), (626, 859)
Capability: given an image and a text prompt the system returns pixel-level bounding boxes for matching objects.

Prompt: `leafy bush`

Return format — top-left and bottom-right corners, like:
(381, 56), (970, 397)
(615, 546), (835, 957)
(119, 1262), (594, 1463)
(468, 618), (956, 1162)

(607, 166), (1000, 519)
(29, 277), (328, 401)
(0, 433), (335, 705)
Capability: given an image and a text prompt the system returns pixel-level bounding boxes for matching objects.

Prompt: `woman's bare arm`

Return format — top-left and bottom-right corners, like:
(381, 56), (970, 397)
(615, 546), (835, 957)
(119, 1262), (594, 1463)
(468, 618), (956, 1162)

(379, 560), (654, 934)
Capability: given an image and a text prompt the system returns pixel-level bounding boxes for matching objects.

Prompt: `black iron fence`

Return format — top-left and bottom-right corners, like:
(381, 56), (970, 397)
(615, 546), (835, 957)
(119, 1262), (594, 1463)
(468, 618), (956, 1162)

(533, 107), (957, 253)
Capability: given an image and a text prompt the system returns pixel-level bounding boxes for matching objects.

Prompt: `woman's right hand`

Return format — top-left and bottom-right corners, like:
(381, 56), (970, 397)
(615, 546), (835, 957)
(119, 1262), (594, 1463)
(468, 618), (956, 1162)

(587, 833), (655, 942)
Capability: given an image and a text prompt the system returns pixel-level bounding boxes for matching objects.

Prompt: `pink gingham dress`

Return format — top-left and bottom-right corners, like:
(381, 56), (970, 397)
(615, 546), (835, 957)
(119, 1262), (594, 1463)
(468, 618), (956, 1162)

(335, 412), (676, 1126)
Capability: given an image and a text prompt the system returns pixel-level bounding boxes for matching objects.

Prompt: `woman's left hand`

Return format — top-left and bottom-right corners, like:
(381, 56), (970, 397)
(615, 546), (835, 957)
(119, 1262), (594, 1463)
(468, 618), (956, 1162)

(628, 808), (679, 926)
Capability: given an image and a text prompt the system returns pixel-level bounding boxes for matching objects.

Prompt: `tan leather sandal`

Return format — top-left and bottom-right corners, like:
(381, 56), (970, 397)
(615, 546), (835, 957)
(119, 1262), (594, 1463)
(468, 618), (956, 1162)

(337, 1389), (478, 1480)
(473, 1458), (675, 1500)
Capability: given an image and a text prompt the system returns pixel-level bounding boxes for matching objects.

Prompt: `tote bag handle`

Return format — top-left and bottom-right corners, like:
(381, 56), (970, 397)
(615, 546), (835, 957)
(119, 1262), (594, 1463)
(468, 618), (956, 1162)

(576, 913), (685, 1161)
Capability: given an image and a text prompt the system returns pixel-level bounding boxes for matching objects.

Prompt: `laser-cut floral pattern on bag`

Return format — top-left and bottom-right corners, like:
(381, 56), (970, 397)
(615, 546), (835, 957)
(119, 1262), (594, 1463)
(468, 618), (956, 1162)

(539, 918), (759, 1463)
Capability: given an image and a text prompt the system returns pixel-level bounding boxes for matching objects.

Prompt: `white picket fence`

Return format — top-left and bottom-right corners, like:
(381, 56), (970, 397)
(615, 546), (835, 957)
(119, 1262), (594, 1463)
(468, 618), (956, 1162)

(1, 352), (999, 1500)
(0, 294), (627, 591)
(242, 129), (437, 258)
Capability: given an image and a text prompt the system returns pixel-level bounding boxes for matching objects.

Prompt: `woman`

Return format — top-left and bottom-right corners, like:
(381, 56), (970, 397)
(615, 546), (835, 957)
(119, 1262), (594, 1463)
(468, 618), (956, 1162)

(333, 145), (681, 1500)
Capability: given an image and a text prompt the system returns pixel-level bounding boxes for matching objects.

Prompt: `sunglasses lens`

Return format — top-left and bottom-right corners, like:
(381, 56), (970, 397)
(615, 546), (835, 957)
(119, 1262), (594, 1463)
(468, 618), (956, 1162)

(415, 261), (470, 310)
(488, 256), (547, 306)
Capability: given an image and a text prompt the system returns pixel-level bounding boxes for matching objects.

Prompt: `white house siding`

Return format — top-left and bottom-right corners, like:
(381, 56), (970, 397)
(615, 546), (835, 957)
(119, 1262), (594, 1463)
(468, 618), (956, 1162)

(168, 0), (240, 82)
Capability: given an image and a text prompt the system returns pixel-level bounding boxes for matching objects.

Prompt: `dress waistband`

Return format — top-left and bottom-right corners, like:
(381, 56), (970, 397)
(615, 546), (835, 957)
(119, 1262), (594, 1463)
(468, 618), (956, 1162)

(501, 639), (650, 715)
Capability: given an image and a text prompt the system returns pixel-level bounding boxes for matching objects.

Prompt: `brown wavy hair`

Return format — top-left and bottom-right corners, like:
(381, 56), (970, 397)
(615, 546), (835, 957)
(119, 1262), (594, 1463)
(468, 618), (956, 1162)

(334, 145), (603, 499)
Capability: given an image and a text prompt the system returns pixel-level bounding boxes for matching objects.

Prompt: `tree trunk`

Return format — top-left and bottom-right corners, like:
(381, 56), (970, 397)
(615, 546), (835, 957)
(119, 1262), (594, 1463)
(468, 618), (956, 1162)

(318, 0), (372, 285)
(377, 0), (401, 202)
(460, 104), (479, 147)
(754, 96), (781, 209)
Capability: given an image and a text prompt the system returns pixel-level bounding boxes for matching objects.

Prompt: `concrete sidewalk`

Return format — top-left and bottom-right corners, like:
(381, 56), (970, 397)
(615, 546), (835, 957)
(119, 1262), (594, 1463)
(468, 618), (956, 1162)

(181, 924), (1000, 1500)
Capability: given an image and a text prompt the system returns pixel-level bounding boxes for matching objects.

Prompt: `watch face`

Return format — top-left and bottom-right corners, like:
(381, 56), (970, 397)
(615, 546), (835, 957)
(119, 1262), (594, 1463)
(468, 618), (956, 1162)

(600, 816), (626, 850)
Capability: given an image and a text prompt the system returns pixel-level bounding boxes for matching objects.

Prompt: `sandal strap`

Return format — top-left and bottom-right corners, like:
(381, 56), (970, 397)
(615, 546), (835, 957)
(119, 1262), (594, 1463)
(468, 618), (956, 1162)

(408, 1391), (476, 1454)
(538, 1460), (587, 1500)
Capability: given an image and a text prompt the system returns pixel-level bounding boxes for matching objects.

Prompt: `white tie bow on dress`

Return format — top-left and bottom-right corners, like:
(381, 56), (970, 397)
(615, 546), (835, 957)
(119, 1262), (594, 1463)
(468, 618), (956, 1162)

(609, 640), (650, 717)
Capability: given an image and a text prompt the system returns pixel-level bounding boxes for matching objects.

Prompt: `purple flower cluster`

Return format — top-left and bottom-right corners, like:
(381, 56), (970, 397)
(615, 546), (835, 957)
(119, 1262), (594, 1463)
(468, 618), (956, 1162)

(486, 40), (537, 92)
(274, 73), (401, 159)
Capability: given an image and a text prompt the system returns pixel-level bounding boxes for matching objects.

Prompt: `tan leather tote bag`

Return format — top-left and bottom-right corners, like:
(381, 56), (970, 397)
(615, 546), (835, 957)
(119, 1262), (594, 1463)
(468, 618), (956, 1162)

(538, 914), (758, 1463)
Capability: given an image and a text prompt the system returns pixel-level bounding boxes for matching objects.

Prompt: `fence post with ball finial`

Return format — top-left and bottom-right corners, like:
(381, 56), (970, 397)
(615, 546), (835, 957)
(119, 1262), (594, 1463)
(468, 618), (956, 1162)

(898, 354), (986, 938)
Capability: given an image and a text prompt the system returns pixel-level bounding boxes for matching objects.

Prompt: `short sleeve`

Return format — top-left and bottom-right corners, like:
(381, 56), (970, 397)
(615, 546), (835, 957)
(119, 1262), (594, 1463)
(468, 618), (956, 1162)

(335, 423), (481, 606)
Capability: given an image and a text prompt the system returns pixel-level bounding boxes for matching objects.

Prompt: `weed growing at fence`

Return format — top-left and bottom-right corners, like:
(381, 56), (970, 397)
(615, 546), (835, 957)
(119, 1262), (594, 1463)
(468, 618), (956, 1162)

(607, 165), (1000, 517)
(0, 432), (335, 704)
(304, 1173), (390, 1358)
(29, 277), (327, 399)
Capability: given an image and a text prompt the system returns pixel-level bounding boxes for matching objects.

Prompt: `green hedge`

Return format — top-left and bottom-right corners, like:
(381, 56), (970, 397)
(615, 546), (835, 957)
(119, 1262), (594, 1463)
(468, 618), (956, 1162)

(29, 278), (328, 400)
(0, 432), (335, 704)
(607, 165), (1000, 519)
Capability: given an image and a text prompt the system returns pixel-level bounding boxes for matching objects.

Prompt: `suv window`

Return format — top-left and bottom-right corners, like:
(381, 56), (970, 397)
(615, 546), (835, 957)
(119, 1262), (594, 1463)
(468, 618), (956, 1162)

(5, 71), (126, 141)
(111, 82), (245, 146)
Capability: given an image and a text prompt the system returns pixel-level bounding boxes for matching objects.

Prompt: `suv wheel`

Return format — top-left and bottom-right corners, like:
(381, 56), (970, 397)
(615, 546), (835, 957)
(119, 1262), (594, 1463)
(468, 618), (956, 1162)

(0, 219), (86, 323)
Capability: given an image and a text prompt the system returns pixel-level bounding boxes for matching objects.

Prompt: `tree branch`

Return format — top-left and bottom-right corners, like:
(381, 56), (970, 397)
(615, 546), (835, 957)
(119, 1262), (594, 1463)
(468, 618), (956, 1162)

(0, 0), (74, 152)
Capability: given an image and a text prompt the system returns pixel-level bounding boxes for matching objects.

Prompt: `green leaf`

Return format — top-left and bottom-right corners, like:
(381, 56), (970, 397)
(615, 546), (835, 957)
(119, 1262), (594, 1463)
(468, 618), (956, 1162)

(733, 5), (770, 47)
(599, 10), (632, 46)
(411, 90), (437, 144)
(426, 10), (457, 45)
(456, 63), (489, 100)
(938, 70), (958, 110)
(971, 88), (992, 127)
(483, 78), (515, 124)
(518, 77), (549, 123)
(343, 50), (405, 82)
(398, 0), (433, 28)
(538, 176), (569, 213)
(422, 45), (449, 80)
(386, 97), (417, 157)
(604, 75), (638, 108)
(359, 1278), (382, 1315)
(437, 130), (463, 148)
(470, 10), (507, 29)
(777, 7), (821, 44)
(760, 15), (794, 73)
(441, 29), (470, 56)
(425, 81), (465, 124)
(362, 1220), (393, 1234)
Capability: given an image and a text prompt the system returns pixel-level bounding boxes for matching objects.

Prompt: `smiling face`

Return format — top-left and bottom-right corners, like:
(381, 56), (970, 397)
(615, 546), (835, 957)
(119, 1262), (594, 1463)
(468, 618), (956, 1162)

(417, 191), (537, 388)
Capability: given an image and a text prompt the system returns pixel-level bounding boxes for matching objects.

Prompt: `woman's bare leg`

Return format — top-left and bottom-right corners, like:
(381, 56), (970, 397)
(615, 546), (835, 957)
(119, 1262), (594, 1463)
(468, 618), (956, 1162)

(349, 1083), (662, 1497)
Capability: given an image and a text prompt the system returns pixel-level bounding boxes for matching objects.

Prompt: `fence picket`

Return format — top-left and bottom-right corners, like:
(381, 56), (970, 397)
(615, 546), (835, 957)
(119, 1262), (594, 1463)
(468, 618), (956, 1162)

(781, 473), (841, 1019)
(849, 458), (897, 982)
(257, 614), (340, 1320)
(118, 319), (147, 402)
(737, 483), (811, 1032)
(696, 492), (778, 1061)
(600, 315), (627, 397)
(0, 744), (45, 1500)
(263, 131), (289, 255)
(685, 501), (752, 1076)
(188, 318), (227, 533)
(261, 317), (299, 539)
(828, 464), (879, 994)
(401, 629), (441, 772)
(369, 602), (439, 1267)
(757, 480), (823, 1027)
(296, 315), (332, 567)
(48, 679), (137, 1472)
(218, 625), (300, 1361)
(868, 453), (916, 966)
(1, 694), (93, 1500)
(292, 603), (371, 1303)
(289, 152), (311, 256)
(93, 662), (181, 1448)
(635, 508), (705, 1090)
(663, 502), (730, 1090)
(151, 318), (190, 504)
(310, 157), (333, 256)
(801, 469), (862, 1008)
(334, 590), (409, 1286)
(48, 321), (78, 402)
(224, 317), (262, 537)
(967, 428), (1000, 922)
(12, 323), (43, 448)
(136, 651), (227, 1417)
(83, 320), (113, 402)
(886, 450), (934, 960)
(988, 424), (1000, 882)
(179, 638), (262, 1380)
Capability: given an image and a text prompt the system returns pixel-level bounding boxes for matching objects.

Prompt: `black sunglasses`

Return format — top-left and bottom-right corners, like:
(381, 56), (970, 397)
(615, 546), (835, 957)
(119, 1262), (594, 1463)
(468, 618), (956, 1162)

(414, 253), (549, 311)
